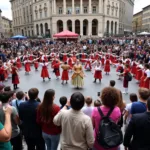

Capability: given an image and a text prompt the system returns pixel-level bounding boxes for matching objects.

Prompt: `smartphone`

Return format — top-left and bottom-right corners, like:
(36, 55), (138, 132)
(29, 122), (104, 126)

(97, 92), (101, 97)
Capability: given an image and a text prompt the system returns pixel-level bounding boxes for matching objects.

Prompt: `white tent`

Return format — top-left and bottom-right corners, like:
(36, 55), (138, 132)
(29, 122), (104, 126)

(138, 31), (150, 35)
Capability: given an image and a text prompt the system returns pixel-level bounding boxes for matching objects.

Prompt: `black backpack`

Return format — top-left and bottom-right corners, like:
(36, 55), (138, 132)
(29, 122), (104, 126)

(97, 107), (123, 149)
(125, 72), (132, 81)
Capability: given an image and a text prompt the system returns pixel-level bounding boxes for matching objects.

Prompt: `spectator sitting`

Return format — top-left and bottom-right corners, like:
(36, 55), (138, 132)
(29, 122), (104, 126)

(0, 105), (12, 150)
(124, 93), (138, 130)
(19, 88), (45, 150)
(92, 87), (121, 150)
(54, 92), (94, 150)
(124, 97), (150, 149)
(82, 96), (94, 117)
(59, 96), (67, 109)
(0, 91), (22, 150)
(94, 99), (102, 107)
(131, 88), (150, 115)
(37, 89), (61, 150)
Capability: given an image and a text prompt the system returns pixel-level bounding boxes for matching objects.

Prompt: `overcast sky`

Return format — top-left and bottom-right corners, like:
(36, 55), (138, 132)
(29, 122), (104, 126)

(0, 0), (150, 20)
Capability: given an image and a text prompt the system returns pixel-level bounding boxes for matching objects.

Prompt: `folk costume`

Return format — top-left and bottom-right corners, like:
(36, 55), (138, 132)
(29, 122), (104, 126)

(104, 58), (111, 75)
(61, 64), (70, 84)
(41, 62), (51, 82)
(12, 65), (19, 90)
(94, 65), (102, 83)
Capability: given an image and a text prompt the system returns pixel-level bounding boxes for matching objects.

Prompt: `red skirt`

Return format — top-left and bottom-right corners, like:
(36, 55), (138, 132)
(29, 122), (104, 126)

(34, 62), (39, 69)
(17, 62), (22, 69)
(94, 71), (102, 79)
(139, 76), (145, 88)
(63, 56), (67, 62)
(131, 66), (136, 75)
(68, 62), (73, 69)
(104, 65), (110, 72)
(25, 64), (31, 72)
(61, 70), (69, 80)
(135, 70), (142, 81)
(12, 74), (19, 84)
(143, 78), (149, 89)
(41, 68), (49, 78)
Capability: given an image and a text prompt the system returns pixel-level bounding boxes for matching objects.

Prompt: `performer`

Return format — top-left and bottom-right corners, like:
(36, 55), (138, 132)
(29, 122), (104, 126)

(104, 57), (111, 75)
(0, 61), (6, 83)
(53, 61), (61, 79)
(116, 60), (124, 80)
(135, 60), (143, 83)
(51, 57), (57, 69)
(84, 58), (92, 71)
(143, 64), (150, 89)
(62, 53), (68, 62)
(67, 56), (73, 70)
(93, 62), (102, 83)
(40, 61), (51, 82)
(131, 60), (137, 77)
(61, 62), (70, 84)
(24, 58), (32, 74)
(120, 64), (130, 94)
(72, 60), (84, 89)
(16, 56), (22, 70)
(34, 58), (39, 71)
(12, 63), (19, 90)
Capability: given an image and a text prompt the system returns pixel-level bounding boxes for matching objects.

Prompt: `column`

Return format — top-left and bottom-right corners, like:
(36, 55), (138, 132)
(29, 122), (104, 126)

(54, 0), (56, 14)
(89, 0), (92, 14)
(88, 21), (92, 36)
(109, 21), (111, 35)
(80, 20), (83, 36)
(101, 0), (104, 14)
(80, 0), (83, 14)
(63, 21), (67, 30)
(72, 0), (74, 14)
(99, 0), (101, 13)
(113, 22), (115, 35)
(63, 0), (66, 14)
(72, 20), (75, 32)
(52, 0), (54, 14)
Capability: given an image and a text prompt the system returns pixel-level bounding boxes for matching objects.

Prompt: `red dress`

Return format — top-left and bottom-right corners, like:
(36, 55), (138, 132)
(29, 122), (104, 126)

(63, 54), (67, 62)
(143, 71), (150, 89)
(51, 59), (57, 68)
(16, 58), (22, 69)
(81, 54), (86, 63)
(53, 63), (60, 76)
(116, 65), (123, 73)
(101, 58), (105, 66)
(34, 61), (39, 69)
(131, 62), (137, 75)
(12, 67), (19, 84)
(135, 67), (142, 81)
(104, 60), (110, 72)
(61, 70), (69, 80)
(68, 58), (73, 69)
(123, 69), (129, 88)
(85, 60), (92, 70)
(41, 64), (49, 78)
(29, 55), (33, 61)
(139, 71), (145, 88)
(94, 70), (102, 79)
(0, 67), (5, 81)
(25, 61), (31, 72)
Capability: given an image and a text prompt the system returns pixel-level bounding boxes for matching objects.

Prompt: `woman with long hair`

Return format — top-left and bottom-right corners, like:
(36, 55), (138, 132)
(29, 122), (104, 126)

(37, 89), (61, 150)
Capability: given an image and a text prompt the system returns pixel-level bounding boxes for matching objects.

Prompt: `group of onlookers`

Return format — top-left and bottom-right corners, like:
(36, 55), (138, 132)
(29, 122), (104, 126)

(0, 79), (150, 150)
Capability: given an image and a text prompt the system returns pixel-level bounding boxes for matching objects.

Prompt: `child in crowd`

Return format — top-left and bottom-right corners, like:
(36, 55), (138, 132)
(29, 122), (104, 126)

(59, 96), (68, 109)
(94, 99), (102, 107)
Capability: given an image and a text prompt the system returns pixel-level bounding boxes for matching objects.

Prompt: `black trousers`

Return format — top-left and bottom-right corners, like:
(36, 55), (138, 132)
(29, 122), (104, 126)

(25, 136), (45, 150)
(11, 133), (22, 150)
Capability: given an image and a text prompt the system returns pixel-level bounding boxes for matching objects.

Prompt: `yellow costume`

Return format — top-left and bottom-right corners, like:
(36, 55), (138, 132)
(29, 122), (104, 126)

(72, 64), (84, 87)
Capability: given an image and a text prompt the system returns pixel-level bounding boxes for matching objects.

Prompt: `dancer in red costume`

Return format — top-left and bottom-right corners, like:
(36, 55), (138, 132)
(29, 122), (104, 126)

(84, 58), (92, 71)
(16, 56), (22, 70)
(62, 53), (68, 62)
(131, 60), (137, 77)
(116, 60), (124, 80)
(135, 60), (143, 83)
(24, 58), (32, 74)
(34, 58), (39, 71)
(80, 53), (87, 63)
(67, 56), (73, 70)
(40, 61), (51, 82)
(93, 62), (102, 83)
(141, 64), (150, 89)
(101, 55), (105, 67)
(53, 61), (61, 79)
(51, 57), (57, 69)
(0, 61), (6, 83)
(104, 57), (111, 75)
(61, 62), (70, 84)
(11, 63), (20, 90)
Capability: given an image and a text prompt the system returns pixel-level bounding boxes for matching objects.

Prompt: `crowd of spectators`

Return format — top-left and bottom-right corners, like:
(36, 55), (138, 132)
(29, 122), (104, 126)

(0, 79), (150, 150)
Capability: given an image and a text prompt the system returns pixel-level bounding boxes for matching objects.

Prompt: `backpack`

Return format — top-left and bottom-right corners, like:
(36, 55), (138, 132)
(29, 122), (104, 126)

(126, 72), (132, 81)
(97, 107), (123, 149)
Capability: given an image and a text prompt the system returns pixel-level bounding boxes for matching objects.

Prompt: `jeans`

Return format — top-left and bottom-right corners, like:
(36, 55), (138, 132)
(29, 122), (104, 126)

(42, 132), (60, 150)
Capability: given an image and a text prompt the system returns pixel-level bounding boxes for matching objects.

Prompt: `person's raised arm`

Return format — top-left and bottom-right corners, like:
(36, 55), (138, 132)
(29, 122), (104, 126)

(0, 105), (12, 142)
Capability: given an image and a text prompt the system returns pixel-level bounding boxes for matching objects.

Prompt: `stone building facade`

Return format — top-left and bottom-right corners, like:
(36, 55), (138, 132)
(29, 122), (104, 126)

(10, 0), (134, 37)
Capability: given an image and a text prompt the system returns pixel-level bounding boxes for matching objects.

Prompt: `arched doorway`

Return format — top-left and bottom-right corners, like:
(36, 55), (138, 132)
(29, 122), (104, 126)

(111, 21), (113, 35)
(75, 20), (80, 34)
(45, 23), (48, 34)
(106, 21), (109, 35)
(67, 20), (72, 31)
(36, 24), (39, 35)
(83, 19), (88, 36)
(40, 24), (43, 35)
(57, 20), (63, 32)
(92, 19), (98, 35)
(115, 22), (117, 35)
